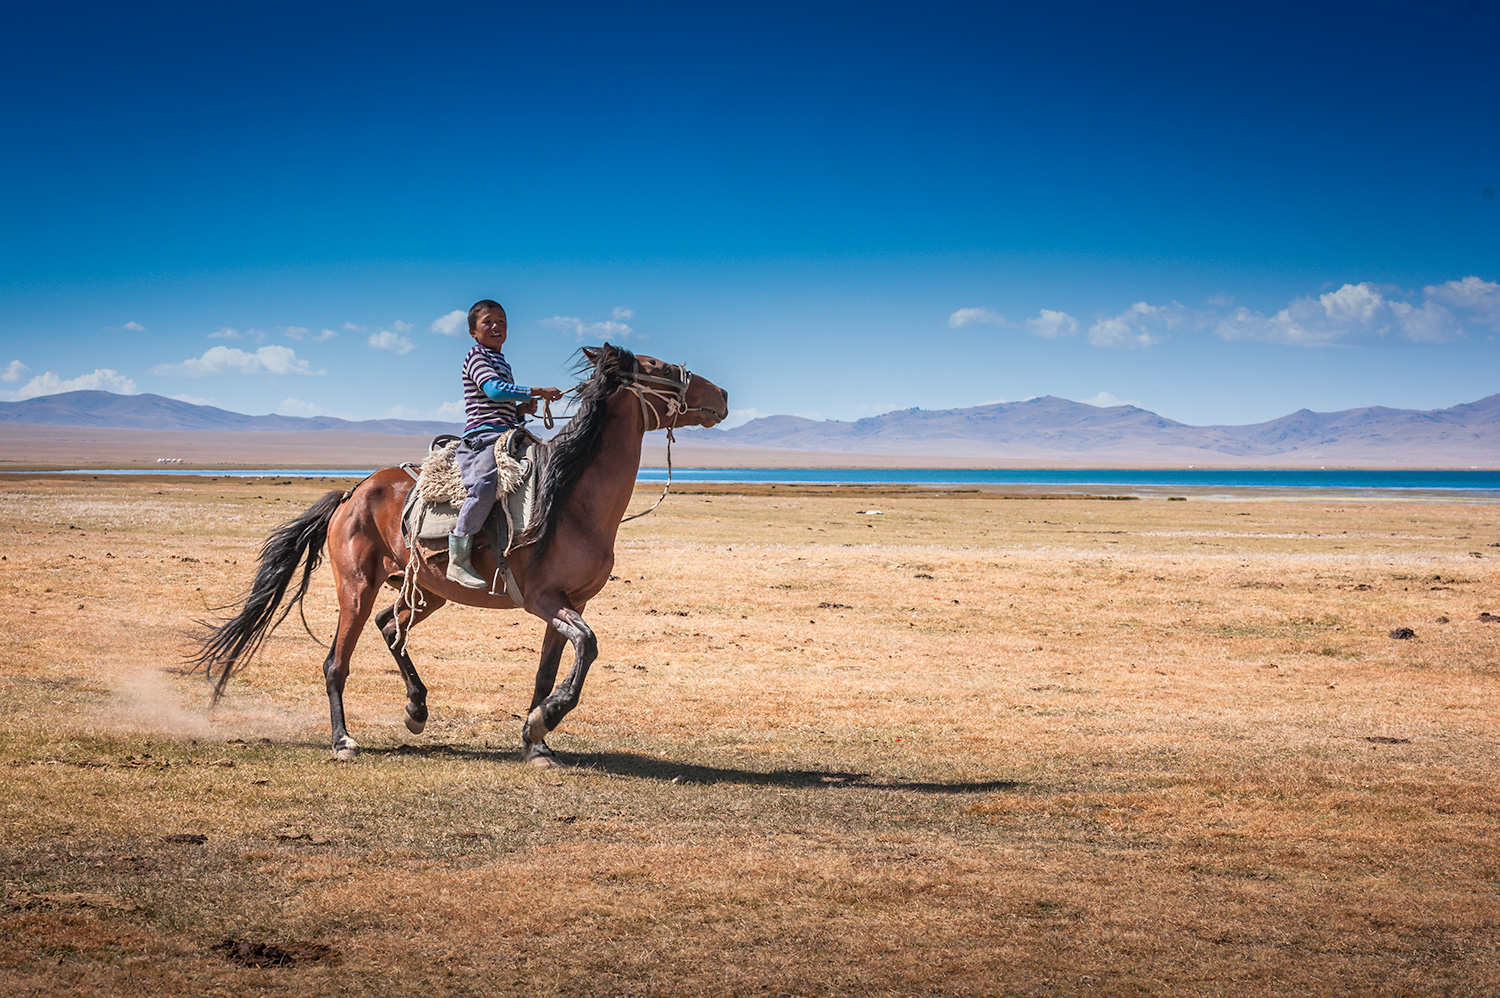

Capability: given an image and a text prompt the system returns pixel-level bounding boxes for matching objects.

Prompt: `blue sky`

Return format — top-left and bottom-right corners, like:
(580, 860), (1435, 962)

(2, 1), (1496, 429)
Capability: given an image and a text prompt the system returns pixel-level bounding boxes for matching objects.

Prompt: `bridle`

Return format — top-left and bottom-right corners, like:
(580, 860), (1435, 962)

(616, 358), (701, 522)
(534, 359), (702, 432)
(548, 354), (716, 523)
(623, 360), (713, 432)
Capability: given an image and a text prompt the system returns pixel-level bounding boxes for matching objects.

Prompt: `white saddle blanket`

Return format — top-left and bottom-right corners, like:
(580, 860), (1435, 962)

(404, 429), (543, 555)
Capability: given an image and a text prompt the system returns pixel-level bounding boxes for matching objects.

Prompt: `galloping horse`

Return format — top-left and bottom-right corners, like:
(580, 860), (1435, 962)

(194, 345), (728, 765)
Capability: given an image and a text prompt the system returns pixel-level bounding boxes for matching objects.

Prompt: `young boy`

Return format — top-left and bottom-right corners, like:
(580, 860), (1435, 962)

(448, 299), (562, 588)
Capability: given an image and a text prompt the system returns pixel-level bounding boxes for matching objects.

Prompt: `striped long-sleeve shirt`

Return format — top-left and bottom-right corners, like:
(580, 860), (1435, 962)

(462, 344), (531, 433)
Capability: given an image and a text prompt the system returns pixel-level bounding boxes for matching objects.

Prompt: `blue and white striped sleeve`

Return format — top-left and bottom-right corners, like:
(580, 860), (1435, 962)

(480, 378), (531, 402)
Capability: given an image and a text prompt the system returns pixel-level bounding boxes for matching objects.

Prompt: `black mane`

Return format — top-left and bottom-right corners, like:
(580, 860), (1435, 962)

(515, 344), (637, 557)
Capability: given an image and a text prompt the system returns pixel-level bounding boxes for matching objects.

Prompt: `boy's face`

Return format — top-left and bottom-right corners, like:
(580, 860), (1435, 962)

(470, 307), (507, 351)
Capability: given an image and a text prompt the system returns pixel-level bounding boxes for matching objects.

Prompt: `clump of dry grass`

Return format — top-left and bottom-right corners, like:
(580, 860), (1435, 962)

(1, 474), (1497, 996)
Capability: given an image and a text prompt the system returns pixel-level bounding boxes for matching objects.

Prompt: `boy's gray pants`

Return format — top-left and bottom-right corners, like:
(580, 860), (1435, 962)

(455, 428), (506, 537)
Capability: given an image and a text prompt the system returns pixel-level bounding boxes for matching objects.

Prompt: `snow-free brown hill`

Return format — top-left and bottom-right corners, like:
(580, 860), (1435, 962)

(0, 390), (459, 436)
(674, 394), (1500, 467)
(3, 390), (1496, 467)
(1216, 395), (1500, 455)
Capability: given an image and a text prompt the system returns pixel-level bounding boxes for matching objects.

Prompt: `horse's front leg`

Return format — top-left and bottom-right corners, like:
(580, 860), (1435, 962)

(519, 623), (568, 766)
(520, 605), (596, 766)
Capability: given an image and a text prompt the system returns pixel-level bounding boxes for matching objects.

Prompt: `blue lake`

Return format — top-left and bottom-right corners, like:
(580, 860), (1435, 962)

(47, 466), (1500, 497)
(636, 467), (1500, 492)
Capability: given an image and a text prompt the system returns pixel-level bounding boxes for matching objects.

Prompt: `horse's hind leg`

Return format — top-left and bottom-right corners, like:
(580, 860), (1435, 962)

(374, 594), (447, 735)
(325, 571), (382, 760)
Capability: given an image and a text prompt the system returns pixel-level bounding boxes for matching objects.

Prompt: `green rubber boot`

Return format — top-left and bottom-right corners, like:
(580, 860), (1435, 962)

(446, 533), (487, 589)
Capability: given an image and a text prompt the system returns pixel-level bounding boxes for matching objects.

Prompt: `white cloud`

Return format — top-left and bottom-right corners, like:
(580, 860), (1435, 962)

(431, 309), (467, 337)
(151, 345), (324, 377)
(123, 321), (146, 332)
(275, 397), (326, 417)
(2, 368), (138, 400)
(947, 307), (1006, 328)
(381, 401), (464, 421)
(1320, 282), (1382, 324)
(282, 326), (311, 340)
(719, 407), (763, 429)
(392, 320), (414, 333)
(2, 360), (27, 383)
(1077, 391), (1139, 409)
(1088, 302), (1183, 348)
(207, 328), (268, 345)
(611, 306), (634, 321)
(314, 328), (339, 342)
(1026, 309), (1080, 339)
(368, 330), (415, 355)
(1425, 275), (1500, 331)
(1214, 282), (1463, 345)
(540, 310), (637, 341)
(1388, 299), (1463, 343)
(1089, 317), (1150, 348)
(342, 321), (363, 331)
(1205, 294), (1234, 308)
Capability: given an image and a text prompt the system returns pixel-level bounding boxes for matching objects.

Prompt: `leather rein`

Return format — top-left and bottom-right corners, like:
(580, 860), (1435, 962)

(617, 359), (703, 522)
(551, 356), (706, 524)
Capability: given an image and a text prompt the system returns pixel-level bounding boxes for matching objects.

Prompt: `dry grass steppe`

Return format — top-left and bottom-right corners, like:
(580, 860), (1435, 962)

(1, 473), (1497, 996)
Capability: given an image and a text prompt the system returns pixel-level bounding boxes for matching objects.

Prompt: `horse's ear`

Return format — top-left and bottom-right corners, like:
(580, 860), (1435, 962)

(582, 346), (602, 364)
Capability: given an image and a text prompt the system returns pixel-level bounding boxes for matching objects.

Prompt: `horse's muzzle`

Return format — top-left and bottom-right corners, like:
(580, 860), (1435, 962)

(703, 387), (729, 425)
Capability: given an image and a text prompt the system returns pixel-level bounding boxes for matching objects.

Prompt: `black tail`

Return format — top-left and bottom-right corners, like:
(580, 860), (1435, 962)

(193, 490), (347, 701)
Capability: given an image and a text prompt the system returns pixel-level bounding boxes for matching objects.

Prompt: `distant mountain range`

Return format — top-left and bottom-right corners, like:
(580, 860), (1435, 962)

(0, 391), (459, 436)
(674, 393), (1500, 466)
(3, 389), (1498, 466)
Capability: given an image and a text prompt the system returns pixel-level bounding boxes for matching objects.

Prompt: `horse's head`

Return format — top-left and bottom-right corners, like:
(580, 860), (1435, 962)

(583, 345), (728, 430)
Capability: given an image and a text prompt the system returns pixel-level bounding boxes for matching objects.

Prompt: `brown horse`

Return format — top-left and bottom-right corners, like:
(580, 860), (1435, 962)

(194, 345), (728, 765)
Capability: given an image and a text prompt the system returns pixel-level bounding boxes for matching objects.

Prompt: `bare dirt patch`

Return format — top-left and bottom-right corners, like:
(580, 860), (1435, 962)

(1, 474), (1497, 996)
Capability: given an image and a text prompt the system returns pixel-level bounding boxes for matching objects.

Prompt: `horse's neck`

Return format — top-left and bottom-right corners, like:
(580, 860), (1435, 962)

(567, 390), (645, 541)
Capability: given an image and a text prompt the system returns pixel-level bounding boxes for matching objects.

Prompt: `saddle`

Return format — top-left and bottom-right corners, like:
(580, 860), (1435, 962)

(399, 428), (544, 595)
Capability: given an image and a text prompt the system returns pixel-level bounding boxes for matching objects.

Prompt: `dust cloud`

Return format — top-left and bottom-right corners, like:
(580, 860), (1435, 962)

(96, 665), (319, 742)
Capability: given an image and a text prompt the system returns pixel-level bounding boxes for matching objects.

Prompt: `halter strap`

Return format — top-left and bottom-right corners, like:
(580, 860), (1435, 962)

(617, 358), (697, 522)
(623, 360), (690, 432)
(551, 352), (706, 524)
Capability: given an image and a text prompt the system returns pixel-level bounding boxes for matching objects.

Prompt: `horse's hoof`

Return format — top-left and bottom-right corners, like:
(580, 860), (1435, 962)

(404, 706), (426, 735)
(334, 737), (360, 761)
(523, 741), (560, 768)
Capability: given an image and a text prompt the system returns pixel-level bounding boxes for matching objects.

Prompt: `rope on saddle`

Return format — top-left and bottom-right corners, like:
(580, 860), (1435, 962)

(390, 465), (427, 655)
(394, 547), (426, 656)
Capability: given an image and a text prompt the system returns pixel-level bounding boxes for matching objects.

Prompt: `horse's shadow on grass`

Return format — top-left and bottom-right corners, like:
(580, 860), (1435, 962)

(368, 743), (1022, 795)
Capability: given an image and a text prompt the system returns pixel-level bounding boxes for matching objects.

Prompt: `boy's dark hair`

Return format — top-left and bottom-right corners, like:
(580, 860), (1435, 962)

(468, 299), (504, 331)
